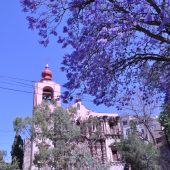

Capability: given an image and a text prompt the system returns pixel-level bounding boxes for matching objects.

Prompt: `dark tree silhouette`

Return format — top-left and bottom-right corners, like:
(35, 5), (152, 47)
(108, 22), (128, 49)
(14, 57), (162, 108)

(11, 134), (24, 170)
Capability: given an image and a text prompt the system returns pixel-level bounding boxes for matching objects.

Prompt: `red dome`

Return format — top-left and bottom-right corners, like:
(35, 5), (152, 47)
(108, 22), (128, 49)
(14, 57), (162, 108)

(41, 64), (52, 80)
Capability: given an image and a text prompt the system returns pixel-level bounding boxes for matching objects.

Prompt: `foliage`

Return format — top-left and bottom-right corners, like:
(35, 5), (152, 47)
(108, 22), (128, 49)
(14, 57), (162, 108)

(117, 133), (159, 170)
(124, 90), (159, 144)
(15, 103), (109, 169)
(0, 150), (19, 170)
(13, 116), (32, 135)
(159, 102), (170, 149)
(0, 150), (5, 162)
(80, 116), (104, 140)
(11, 134), (24, 169)
(19, 0), (170, 106)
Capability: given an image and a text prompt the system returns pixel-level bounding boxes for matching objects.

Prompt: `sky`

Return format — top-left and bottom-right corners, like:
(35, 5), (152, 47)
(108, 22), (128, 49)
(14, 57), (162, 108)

(0, 0), (121, 160)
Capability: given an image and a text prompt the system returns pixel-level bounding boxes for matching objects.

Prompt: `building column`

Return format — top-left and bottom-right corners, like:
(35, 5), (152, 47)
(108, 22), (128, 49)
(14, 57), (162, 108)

(101, 140), (107, 164)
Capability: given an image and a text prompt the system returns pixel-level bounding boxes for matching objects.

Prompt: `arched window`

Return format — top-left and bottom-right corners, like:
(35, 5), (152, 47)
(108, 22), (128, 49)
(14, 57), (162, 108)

(111, 149), (119, 161)
(42, 86), (54, 102)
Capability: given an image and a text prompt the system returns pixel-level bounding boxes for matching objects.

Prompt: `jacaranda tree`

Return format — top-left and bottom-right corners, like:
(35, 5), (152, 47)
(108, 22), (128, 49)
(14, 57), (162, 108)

(20, 0), (170, 106)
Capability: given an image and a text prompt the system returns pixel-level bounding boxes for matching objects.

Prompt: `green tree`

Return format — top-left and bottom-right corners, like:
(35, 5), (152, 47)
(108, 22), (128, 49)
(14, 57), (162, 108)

(159, 103), (170, 150)
(117, 133), (159, 170)
(0, 150), (19, 170)
(11, 134), (24, 170)
(14, 103), (108, 170)
(0, 150), (6, 170)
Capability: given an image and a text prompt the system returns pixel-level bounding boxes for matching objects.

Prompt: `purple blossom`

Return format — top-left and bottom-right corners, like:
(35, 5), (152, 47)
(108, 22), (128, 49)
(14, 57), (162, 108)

(20, 0), (170, 106)
(63, 26), (68, 33)
(97, 38), (107, 45)
(50, 30), (57, 36)
(27, 16), (37, 29)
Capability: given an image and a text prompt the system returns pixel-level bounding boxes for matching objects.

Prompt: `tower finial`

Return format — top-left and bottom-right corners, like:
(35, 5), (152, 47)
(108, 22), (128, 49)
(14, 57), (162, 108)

(41, 64), (52, 81)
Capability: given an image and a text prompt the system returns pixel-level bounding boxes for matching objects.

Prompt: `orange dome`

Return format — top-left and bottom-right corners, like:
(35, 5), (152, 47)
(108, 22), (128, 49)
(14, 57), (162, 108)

(41, 64), (52, 80)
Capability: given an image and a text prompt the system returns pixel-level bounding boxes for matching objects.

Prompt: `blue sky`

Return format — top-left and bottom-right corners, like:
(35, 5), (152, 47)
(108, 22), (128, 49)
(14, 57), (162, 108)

(0, 0), (120, 160)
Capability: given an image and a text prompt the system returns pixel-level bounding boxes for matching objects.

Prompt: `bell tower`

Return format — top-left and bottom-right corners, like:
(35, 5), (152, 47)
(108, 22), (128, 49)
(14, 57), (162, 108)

(33, 64), (61, 107)
(26, 65), (61, 170)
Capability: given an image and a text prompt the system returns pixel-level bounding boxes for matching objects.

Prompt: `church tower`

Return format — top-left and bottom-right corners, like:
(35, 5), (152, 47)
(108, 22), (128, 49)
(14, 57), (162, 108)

(31, 65), (61, 169)
(23, 65), (61, 170)
(33, 64), (61, 107)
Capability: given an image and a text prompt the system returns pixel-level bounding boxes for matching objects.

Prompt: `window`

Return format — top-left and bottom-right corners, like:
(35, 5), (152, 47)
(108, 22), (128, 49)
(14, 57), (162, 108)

(56, 96), (60, 101)
(123, 120), (128, 126)
(156, 137), (162, 144)
(42, 87), (54, 102)
(151, 125), (156, 130)
(111, 149), (119, 161)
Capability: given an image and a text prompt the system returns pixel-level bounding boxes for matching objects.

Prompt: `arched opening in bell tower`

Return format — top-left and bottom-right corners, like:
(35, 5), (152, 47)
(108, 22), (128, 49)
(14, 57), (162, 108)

(42, 86), (54, 102)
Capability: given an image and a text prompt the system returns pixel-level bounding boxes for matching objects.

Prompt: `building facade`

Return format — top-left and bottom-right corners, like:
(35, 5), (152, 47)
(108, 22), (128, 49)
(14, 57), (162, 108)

(23, 65), (124, 170)
(120, 115), (163, 145)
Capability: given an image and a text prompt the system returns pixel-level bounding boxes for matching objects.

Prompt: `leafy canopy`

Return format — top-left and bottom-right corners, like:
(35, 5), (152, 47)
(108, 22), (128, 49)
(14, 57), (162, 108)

(20, 0), (170, 106)
(159, 101), (170, 149)
(15, 103), (109, 170)
(117, 133), (159, 170)
(0, 150), (19, 170)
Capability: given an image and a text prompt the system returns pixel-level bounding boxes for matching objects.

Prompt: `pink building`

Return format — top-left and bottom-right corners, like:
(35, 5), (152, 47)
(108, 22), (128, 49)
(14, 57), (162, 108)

(23, 65), (124, 170)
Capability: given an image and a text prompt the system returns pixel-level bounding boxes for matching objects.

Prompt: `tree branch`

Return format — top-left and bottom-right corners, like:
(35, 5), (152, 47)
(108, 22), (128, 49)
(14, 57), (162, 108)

(132, 54), (170, 62)
(107, 0), (129, 13)
(146, 0), (161, 14)
(135, 25), (170, 44)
